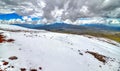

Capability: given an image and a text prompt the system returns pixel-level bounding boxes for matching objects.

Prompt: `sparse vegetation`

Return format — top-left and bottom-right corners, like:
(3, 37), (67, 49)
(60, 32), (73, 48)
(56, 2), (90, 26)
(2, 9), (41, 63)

(86, 51), (107, 63)
(49, 29), (120, 43)
(0, 33), (15, 43)
(9, 56), (18, 60)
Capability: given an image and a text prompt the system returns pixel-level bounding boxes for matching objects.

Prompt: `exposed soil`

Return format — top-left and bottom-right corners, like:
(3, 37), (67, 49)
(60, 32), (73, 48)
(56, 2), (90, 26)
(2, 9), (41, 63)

(39, 67), (42, 70)
(86, 51), (106, 63)
(6, 39), (15, 42)
(0, 34), (6, 43)
(8, 56), (18, 60)
(3, 61), (9, 65)
(0, 55), (43, 71)
(0, 33), (14, 43)
(0, 69), (3, 71)
(0, 28), (40, 33)
(20, 68), (26, 71)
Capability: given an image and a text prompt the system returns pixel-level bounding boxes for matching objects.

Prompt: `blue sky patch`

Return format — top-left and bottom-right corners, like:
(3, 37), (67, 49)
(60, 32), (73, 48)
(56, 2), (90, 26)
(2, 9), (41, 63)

(0, 13), (23, 20)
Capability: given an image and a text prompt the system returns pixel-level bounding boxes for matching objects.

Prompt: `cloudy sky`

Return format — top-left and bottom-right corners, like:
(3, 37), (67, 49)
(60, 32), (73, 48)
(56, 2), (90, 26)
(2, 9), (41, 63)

(0, 0), (120, 22)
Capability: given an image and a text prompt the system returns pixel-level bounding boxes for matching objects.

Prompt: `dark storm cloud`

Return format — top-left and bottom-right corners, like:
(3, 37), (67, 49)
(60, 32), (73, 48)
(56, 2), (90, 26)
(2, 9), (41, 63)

(0, 0), (120, 22)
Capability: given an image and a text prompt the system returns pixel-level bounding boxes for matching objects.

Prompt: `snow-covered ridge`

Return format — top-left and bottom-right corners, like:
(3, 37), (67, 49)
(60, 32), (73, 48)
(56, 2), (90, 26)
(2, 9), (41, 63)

(0, 24), (36, 30)
(0, 25), (120, 71)
(0, 24), (45, 33)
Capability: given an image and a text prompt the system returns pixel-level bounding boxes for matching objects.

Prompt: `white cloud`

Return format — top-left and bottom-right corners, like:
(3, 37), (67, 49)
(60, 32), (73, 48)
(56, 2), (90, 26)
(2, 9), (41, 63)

(0, 19), (24, 24)
(0, 9), (15, 14)
(107, 8), (120, 18)
(80, 6), (89, 14)
(22, 16), (32, 21)
(51, 7), (64, 19)
(64, 19), (73, 24)
(0, 0), (120, 23)
(37, 18), (48, 24)
(106, 18), (120, 24)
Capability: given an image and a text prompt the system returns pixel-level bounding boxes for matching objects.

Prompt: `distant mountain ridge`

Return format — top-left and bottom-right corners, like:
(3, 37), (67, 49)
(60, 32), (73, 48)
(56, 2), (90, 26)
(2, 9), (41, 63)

(11, 23), (120, 43)
(81, 24), (120, 31)
(13, 23), (120, 32)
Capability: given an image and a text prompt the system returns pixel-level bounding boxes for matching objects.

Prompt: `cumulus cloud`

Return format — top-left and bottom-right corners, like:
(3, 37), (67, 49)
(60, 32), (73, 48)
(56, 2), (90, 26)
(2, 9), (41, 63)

(0, 0), (120, 23)
(0, 19), (25, 24)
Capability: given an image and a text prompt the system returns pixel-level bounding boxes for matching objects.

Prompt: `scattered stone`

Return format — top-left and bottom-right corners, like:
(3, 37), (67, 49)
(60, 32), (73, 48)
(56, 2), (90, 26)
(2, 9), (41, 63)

(78, 50), (83, 55)
(9, 56), (18, 60)
(11, 66), (14, 68)
(39, 67), (42, 70)
(8, 66), (11, 68)
(78, 50), (80, 52)
(8, 65), (14, 68)
(7, 39), (15, 42)
(19, 48), (22, 50)
(79, 53), (83, 55)
(99, 65), (102, 68)
(71, 48), (73, 50)
(3, 61), (9, 65)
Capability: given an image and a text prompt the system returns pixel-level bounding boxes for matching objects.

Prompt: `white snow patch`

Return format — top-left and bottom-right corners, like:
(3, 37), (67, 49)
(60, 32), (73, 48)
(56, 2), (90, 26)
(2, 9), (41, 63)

(0, 25), (120, 71)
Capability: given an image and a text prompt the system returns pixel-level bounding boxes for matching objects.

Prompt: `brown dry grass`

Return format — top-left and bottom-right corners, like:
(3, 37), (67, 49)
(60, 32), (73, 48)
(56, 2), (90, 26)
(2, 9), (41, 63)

(0, 34), (6, 43)
(9, 56), (18, 60)
(0, 33), (15, 43)
(86, 51), (106, 63)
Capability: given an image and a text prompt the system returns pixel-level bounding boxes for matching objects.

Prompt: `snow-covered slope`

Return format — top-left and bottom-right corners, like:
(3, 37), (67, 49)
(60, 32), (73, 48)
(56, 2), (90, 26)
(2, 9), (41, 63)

(0, 25), (120, 71)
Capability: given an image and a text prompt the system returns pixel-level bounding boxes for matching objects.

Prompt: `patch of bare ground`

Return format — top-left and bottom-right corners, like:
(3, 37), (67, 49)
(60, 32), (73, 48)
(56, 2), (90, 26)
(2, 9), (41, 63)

(39, 67), (42, 70)
(0, 28), (40, 33)
(8, 56), (18, 60)
(84, 35), (93, 38)
(86, 51), (106, 63)
(6, 39), (15, 42)
(0, 34), (6, 43)
(0, 33), (15, 43)
(97, 38), (119, 46)
(78, 50), (83, 55)
(84, 35), (119, 46)
(20, 68), (26, 71)
(2, 61), (9, 65)
(0, 56), (43, 71)
(0, 69), (3, 71)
